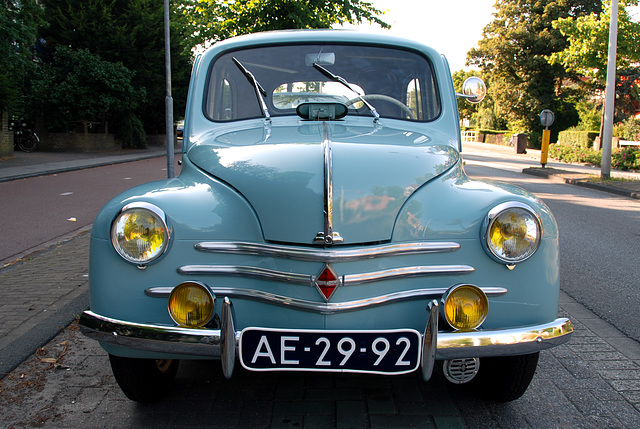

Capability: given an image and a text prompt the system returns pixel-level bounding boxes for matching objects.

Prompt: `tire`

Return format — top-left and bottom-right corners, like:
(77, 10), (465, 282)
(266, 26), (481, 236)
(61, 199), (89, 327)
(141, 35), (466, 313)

(17, 133), (38, 152)
(469, 352), (539, 402)
(108, 354), (179, 403)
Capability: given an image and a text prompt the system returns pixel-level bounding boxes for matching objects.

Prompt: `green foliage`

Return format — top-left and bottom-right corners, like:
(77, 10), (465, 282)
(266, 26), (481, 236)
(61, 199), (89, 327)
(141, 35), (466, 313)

(557, 129), (599, 148)
(180, 0), (390, 50)
(550, 142), (640, 170)
(467, 1), (598, 142)
(549, 1), (640, 121)
(575, 99), (602, 131)
(549, 143), (602, 164)
(29, 46), (144, 131)
(611, 146), (640, 170)
(113, 114), (147, 149)
(0, 0), (45, 112)
(549, 0), (640, 82)
(39, 0), (192, 133)
(612, 117), (640, 140)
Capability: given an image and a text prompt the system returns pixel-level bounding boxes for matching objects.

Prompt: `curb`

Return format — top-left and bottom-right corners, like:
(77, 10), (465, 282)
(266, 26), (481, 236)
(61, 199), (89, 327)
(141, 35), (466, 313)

(0, 151), (166, 183)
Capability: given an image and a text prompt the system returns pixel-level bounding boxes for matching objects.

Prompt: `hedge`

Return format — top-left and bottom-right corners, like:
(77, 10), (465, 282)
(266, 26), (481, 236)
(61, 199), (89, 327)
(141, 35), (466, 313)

(557, 130), (599, 148)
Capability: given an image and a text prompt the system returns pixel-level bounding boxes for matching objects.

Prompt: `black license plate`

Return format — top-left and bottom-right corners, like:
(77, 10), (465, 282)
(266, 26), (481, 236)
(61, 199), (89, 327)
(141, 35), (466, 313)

(239, 328), (421, 374)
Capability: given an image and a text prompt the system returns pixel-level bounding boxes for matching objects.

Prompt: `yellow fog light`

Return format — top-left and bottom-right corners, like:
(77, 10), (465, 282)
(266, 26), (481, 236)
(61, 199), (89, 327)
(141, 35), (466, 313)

(443, 284), (488, 331)
(168, 282), (215, 328)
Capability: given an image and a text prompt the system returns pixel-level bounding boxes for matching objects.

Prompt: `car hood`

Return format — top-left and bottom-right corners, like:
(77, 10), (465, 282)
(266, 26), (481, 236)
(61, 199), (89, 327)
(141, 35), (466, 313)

(188, 123), (459, 245)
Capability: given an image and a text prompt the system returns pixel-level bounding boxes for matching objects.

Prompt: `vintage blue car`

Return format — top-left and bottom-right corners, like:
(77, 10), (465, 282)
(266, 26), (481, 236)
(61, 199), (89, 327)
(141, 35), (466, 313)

(80, 30), (573, 403)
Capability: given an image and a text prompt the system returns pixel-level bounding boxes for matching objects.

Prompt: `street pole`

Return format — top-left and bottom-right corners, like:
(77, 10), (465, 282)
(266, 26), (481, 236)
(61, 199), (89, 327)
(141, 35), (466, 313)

(601, 0), (619, 179)
(164, 0), (175, 179)
(541, 127), (550, 167)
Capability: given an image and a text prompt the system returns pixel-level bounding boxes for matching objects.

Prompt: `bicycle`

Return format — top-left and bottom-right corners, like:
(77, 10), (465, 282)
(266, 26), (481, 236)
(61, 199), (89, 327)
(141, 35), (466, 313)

(9, 119), (39, 152)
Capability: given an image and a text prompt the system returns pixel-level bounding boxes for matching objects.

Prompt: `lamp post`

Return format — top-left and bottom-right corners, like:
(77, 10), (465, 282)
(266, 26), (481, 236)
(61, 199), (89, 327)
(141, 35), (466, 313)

(601, 0), (619, 179)
(164, 0), (175, 179)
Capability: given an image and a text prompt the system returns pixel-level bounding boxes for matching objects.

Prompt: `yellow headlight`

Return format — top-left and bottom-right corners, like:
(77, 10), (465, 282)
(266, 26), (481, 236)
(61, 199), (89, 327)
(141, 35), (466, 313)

(168, 282), (215, 328)
(443, 284), (488, 331)
(485, 203), (541, 264)
(111, 203), (169, 264)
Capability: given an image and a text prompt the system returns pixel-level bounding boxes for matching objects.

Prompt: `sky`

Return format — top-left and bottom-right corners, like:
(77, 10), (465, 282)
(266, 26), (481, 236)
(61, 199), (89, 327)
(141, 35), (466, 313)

(344, 1), (640, 72)
(342, 0), (497, 71)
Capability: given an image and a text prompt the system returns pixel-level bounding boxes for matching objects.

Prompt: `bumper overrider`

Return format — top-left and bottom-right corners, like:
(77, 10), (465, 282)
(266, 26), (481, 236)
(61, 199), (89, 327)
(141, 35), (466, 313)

(79, 298), (573, 381)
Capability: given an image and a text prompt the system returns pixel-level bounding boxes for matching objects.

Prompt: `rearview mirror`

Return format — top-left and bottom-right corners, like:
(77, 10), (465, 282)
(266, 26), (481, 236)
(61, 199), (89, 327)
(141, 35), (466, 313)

(457, 77), (486, 104)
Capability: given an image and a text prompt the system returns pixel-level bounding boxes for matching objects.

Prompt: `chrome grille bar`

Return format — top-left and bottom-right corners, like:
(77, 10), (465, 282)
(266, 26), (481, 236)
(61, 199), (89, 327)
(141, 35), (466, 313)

(344, 265), (475, 285)
(177, 264), (474, 286)
(178, 265), (311, 285)
(194, 241), (460, 262)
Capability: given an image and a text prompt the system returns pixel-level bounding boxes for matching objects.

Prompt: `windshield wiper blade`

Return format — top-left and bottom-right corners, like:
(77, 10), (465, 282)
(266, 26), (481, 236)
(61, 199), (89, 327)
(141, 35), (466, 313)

(313, 62), (380, 123)
(232, 57), (271, 122)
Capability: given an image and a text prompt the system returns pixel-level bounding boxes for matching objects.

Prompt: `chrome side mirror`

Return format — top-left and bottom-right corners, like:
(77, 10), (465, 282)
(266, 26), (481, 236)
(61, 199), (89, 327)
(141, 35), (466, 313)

(457, 77), (486, 104)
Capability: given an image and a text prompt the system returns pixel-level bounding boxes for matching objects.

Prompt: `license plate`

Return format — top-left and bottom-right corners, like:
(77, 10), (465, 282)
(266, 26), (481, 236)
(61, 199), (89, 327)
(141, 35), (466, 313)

(239, 328), (421, 374)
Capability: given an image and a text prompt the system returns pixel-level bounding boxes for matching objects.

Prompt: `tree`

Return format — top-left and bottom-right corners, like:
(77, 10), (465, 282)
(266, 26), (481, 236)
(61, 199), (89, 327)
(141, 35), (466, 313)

(0, 0), (45, 113)
(30, 46), (144, 136)
(549, 0), (640, 121)
(38, 0), (192, 133)
(179, 0), (389, 52)
(549, 1), (640, 81)
(467, 1), (601, 145)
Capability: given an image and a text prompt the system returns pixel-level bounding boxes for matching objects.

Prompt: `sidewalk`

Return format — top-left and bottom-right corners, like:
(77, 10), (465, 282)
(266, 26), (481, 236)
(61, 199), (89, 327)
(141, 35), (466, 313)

(0, 145), (170, 182)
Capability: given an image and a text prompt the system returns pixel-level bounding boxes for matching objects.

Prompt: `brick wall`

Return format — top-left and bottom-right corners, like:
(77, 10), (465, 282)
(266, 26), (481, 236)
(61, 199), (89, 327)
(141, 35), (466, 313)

(0, 112), (14, 158)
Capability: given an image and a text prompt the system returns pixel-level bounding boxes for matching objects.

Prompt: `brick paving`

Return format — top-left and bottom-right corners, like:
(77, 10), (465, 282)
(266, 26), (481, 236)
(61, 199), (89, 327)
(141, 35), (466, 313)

(0, 233), (90, 378)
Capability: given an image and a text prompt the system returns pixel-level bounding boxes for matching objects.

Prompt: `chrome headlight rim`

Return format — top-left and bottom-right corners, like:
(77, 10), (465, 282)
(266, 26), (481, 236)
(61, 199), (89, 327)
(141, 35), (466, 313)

(483, 201), (542, 265)
(110, 202), (172, 265)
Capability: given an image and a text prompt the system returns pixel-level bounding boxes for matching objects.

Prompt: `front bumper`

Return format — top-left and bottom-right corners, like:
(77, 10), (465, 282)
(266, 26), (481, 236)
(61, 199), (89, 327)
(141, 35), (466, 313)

(79, 299), (573, 380)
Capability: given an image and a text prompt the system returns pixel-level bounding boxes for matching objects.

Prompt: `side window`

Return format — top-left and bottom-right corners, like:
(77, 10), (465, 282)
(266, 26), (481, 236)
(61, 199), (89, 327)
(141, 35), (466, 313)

(406, 79), (422, 121)
(207, 77), (234, 121)
(206, 71), (234, 121)
(220, 79), (233, 120)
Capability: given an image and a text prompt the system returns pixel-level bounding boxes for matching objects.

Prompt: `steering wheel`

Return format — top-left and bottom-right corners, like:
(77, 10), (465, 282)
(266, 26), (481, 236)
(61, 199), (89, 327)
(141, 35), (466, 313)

(345, 94), (415, 119)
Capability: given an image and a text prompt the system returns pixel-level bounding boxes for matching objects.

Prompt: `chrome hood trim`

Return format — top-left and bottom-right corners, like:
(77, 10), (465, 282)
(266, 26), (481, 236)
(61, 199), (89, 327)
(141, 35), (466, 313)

(187, 123), (460, 245)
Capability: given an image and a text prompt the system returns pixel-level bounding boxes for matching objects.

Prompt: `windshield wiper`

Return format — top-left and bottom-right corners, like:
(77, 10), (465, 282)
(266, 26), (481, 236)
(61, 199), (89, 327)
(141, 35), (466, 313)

(313, 62), (380, 123)
(232, 57), (271, 122)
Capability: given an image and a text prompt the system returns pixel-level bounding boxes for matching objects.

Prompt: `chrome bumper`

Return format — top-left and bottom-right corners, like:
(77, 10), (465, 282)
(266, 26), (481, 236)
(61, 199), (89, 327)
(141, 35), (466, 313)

(79, 301), (573, 380)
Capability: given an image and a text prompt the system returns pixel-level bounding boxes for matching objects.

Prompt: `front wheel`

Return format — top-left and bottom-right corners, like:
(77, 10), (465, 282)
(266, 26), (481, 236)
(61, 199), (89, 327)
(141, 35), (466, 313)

(17, 132), (38, 152)
(108, 354), (179, 403)
(468, 352), (539, 402)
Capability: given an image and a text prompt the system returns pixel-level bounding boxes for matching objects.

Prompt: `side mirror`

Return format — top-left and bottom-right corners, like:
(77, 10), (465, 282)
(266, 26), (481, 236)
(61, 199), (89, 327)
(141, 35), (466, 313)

(457, 77), (486, 104)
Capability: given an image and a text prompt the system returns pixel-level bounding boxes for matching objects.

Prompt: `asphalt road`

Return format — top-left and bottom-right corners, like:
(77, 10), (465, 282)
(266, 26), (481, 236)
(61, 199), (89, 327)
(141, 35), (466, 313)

(464, 156), (640, 343)
(0, 156), (180, 265)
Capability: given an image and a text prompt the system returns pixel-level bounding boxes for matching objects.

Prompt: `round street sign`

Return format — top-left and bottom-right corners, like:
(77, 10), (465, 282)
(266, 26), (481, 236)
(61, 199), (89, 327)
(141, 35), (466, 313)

(540, 109), (555, 127)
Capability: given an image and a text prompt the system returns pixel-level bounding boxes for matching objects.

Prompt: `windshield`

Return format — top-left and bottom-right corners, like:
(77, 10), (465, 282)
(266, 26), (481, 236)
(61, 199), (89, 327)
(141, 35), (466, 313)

(205, 44), (440, 122)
